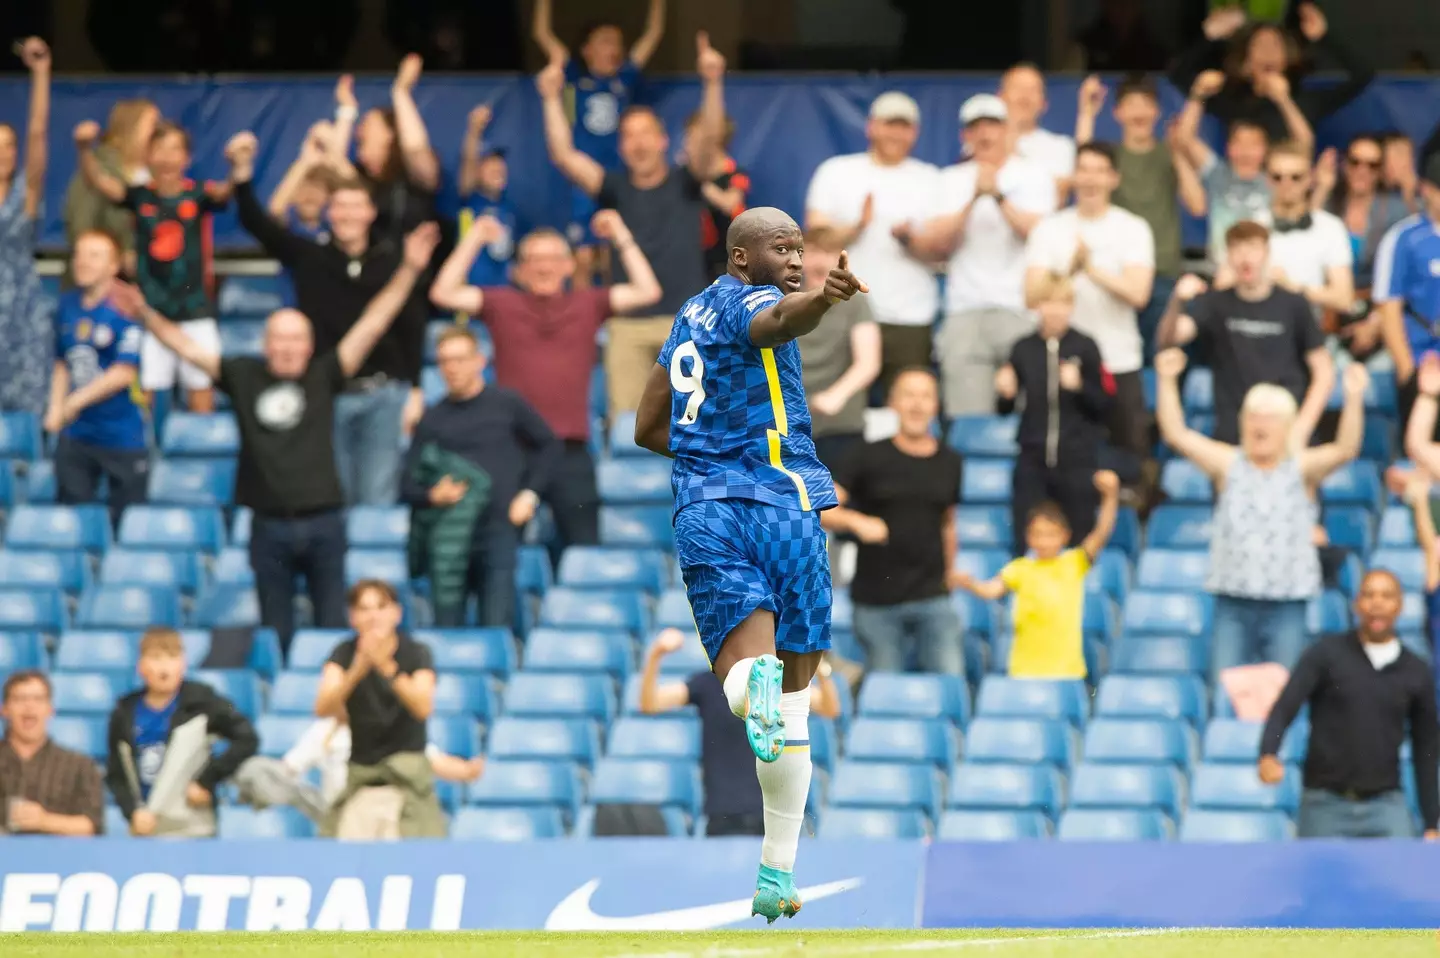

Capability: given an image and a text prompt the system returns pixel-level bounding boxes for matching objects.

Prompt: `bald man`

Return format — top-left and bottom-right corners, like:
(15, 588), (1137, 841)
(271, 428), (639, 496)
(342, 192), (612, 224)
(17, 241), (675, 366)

(119, 224), (438, 654)
(1000, 63), (1076, 201)
(635, 206), (866, 922)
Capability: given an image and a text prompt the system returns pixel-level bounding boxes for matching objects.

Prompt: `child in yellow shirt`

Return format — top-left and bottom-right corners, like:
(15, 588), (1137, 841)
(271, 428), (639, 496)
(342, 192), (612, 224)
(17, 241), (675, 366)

(953, 471), (1120, 679)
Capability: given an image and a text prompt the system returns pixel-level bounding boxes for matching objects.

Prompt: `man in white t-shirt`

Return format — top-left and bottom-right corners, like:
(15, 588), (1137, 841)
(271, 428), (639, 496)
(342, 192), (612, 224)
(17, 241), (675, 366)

(1262, 142), (1356, 321)
(805, 91), (942, 393)
(908, 93), (1056, 416)
(1025, 142), (1155, 463)
(1001, 63), (1076, 203)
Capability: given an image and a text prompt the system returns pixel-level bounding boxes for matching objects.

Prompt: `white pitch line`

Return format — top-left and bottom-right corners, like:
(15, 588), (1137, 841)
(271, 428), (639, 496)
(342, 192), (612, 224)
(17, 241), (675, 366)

(605, 927), (1189, 958)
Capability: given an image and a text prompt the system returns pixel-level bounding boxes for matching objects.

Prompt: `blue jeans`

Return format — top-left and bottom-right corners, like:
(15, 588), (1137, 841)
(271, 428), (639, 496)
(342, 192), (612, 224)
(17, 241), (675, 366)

(248, 509), (348, 655)
(1297, 788), (1415, 839)
(334, 381), (408, 505)
(1209, 595), (1309, 685)
(853, 596), (965, 678)
(1138, 274), (1177, 364)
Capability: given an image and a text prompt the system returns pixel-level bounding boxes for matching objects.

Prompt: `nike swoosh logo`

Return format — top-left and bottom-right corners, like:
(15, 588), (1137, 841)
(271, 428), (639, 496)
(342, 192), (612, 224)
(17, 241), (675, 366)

(543, 876), (864, 931)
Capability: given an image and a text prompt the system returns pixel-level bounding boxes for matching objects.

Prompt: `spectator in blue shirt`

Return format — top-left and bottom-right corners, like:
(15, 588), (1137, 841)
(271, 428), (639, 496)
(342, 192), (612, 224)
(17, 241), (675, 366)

(532, 0), (665, 284)
(1374, 153), (1440, 438)
(45, 230), (148, 527)
(457, 105), (518, 289)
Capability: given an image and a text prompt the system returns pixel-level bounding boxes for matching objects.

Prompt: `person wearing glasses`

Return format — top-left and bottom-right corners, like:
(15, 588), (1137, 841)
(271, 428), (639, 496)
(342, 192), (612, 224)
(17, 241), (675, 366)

(1261, 142), (1356, 325)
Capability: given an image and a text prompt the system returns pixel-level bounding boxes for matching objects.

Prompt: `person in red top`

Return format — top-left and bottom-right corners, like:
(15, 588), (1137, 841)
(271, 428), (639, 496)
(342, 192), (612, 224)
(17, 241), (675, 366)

(430, 209), (662, 557)
(685, 112), (750, 278)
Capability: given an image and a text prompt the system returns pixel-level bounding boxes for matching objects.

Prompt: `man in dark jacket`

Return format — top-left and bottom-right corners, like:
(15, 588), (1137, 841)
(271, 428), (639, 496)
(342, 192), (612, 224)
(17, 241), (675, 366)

(996, 272), (1114, 556)
(105, 627), (259, 838)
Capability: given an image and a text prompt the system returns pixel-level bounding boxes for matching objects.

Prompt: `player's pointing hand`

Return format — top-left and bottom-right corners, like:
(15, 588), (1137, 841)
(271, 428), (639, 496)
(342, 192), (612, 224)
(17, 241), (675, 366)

(823, 251), (869, 305)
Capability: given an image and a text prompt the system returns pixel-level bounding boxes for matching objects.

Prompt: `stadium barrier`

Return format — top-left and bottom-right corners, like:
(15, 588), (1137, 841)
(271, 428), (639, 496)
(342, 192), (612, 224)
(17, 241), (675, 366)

(5, 837), (1440, 931)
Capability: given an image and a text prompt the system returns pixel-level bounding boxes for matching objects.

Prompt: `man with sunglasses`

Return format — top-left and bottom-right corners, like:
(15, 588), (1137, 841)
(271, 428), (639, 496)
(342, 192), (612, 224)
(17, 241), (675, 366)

(1263, 143), (1356, 322)
(1374, 153), (1440, 438)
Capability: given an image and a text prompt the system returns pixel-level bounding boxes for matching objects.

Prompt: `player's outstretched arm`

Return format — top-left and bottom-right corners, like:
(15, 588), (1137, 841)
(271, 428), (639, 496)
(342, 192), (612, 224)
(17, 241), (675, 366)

(635, 365), (675, 458)
(749, 251), (868, 348)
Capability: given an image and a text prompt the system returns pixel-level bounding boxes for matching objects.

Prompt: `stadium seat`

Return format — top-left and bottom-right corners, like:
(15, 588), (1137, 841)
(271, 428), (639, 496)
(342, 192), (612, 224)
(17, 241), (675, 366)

(1089, 549), (1132, 604)
(231, 508), (252, 547)
(524, 628), (634, 679)
(193, 585), (260, 628)
(346, 506), (409, 549)
(1111, 637), (1208, 675)
(0, 632), (45, 671)
(147, 460), (236, 507)
(1179, 809), (1295, 842)
(1159, 459), (1211, 503)
(844, 717), (955, 770)
(1378, 505), (1416, 547)
(1361, 414), (1395, 463)
(558, 546), (668, 593)
(77, 585), (183, 630)
(1397, 591), (1426, 633)
(1306, 590), (1351, 634)
(253, 714), (317, 759)
(50, 672), (120, 714)
(450, 806), (566, 841)
(118, 505), (226, 553)
(0, 548), (89, 595)
(428, 715), (482, 758)
(607, 716), (700, 761)
(503, 672), (615, 722)
(1182, 367), (1214, 412)
(649, 629), (711, 676)
(1122, 591), (1212, 637)
(589, 758), (701, 818)
(432, 673), (495, 720)
(974, 677), (1089, 728)
(99, 548), (202, 595)
(1319, 461), (1382, 507)
(189, 669), (262, 719)
(1190, 761), (1301, 813)
(0, 460), (15, 507)
(268, 671), (322, 714)
(5, 504), (110, 553)
(856, 673), (970, 728)
(55, 630), (138, 673)
(1135, 549), (1211, 592)
(1110, 507), (1142, 559)
(161, 412), (240, 457)
(48, 715), (108, 760)
(212, 547), (254, 587)
(937, 809), (1050, 840)
(818, 807), (929, 840)
(22, 460), (55, 503)
(219, 274), (288, 314)
(218, 806), (315, 839)
(953, 548), (1008, 582)
(829, 760), (942, 821)
(539, 587), (648, 634)
(1322, 506), (1374, 555)
(415, 627), (518, 677)
(103, 806), (133, 837)
(599, 505), (674, 549)
(0, 412), (42, 460)
(0, 587), (66, 634)
(1068, 762), (1183, 820)
(1203, 718), (1308, 765)
(954, 506), (1011, 550)
(945, 415), (1019, 458)
(217, 318), (265, 357)
(964, 717), (1073, 769)
(961, 459), (1014, 504)
(947, 763), (1063, 818)
(596, 458), (673, 505)
(1057, 807), (1171, 841)
(285, 629), (348, 669)
(1145, 505), (1212, 550)
(810, 716), (838, 772)
(487, 717), (601, 767)
(515, 545), (554, 597)
(344, 548), (409, 586)
(1095, 675), (1207, 727)
(608, 411), (646, 458)
(1370, 548), (1427, 593)
(1083, 718), (1195, 769)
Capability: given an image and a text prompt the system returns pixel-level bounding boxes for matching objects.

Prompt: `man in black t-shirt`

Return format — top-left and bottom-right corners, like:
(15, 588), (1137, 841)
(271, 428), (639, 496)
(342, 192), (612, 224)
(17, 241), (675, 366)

(313, 579), (445, 839)
(120, 165), (439, 654)
(823, 369), (967, 677)
(1156, 220), (1334, 445)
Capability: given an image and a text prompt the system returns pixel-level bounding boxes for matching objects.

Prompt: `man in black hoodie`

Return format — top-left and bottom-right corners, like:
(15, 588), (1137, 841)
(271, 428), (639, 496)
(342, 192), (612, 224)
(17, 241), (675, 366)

(997, 272), (1114, 556)
(105, 627), (258, 837)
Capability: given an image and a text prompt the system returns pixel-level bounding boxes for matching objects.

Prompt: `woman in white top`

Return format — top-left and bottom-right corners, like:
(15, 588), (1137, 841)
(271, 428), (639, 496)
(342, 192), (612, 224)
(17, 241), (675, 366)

(1154, 349), (1368, 683)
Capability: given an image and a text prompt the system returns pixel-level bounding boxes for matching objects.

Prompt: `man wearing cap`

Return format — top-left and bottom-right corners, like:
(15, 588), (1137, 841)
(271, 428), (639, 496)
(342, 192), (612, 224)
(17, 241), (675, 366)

(805, 90), (942, 393)
(1375, 154), (1440, 438)
(909, 93), (1057, 417)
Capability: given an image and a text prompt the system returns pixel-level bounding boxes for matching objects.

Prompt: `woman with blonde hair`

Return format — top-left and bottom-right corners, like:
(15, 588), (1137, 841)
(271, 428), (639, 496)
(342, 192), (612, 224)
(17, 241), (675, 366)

(61, 97), (159, 283)
(1155, 347), (1369, 683)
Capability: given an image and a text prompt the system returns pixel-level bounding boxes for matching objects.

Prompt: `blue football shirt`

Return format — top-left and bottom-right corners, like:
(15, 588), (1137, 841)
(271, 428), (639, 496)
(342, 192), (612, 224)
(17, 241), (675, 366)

(279, 210), (331, 308)
(565, 59), (642, 169)
(460, 195), (519, 288)
(132, 695), (179, 800)
(1373, 212), (1440, 357)
(54, 290), (147, 451)
(658, 275), (838, 514)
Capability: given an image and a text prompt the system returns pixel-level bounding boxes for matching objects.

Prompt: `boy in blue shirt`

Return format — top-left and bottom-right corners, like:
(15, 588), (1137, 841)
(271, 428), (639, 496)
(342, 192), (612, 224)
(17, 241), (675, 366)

(458, 105), (520, 288)
(46, 230), (148, 527)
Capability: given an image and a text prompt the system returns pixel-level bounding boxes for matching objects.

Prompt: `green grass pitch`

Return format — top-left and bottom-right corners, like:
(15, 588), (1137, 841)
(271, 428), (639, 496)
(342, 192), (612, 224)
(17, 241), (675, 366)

(1, 930), (1437, 957)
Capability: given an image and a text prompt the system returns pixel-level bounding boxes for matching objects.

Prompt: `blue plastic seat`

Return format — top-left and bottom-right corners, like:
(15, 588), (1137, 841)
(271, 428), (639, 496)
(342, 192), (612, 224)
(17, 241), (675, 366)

(1068, 762), (1183, 820)
(1095, 675), (1207, 727)
(211, 547), (253, 586)
(50, 672), (120, 714)
(1323, 506), (1375, 554)
(596, 458), (673, 505)
(1182, 367), (1214, 412)
(1190, 761), (1301, 813)
(451, 806), (566, 840)
(344, 548), (409, 586)
(591, 758), (701, 817)
(487, 717), (601, 767)
(1159, 460), (1211, 503)
(606, 716), (700, 761)
(6, 504), (110, 553)
(253, 714), (317, 758)
(1397, 591), (1426, 633)
(516, 545), (554, 597)
(947, 763), (1063, 818)
(161, 412), (240, 457)
(964, 717), (1073, 769)
(953, 548), (1009, 582)
(845, 717), (955, 770)
(99, 548), (202, 595)
(467, 760), (583, 821)
(558, 546), (668, 594)
(0, 586), (67, 634)
(937, 808), (1050, 840)
(22, 461), (55, 503)
(77, 585), (182, 630)
(0, 461), (16, 507)
(286, 629), (348, 669)
(1378, 505), (1416, 547)
(1179, 809), (1295, 842)
(427, 715), (482, 758)
(1306, 590), (1351, 635)
(230, 509), (252, 547)
(503, 672), (615, 722)
(856, 672), (970, 728)
(147, 460), (236, 507)
(55, 630), (138, 673)
(187, 669), (260, 719)
(1370, 548), (1428, 593)
(217, 318), (264, 357)
(1320, 461), (1382, 507)
(118, 506), (226, 553)
(1135, 549), (1211, 591)
(539, 587), (648, 634)
(1361, 414), (1395, 463)
(523, 628), (634, 678)
(193, 585), (260, 628)
(818, 807), (929, 840)
(0, 632), (45, 671)
(1057, 807), (1171, 841)
(946, 415), (1019, 458)
(607, 411), (646, 458)
(414, 627), (517, 677)
(975, 677), (1088, 728)
(1111, 637), (1208, 675)
(1123, 591), (1212, 637)
(219, 274), (288, 314)
(1203, 718), (1308, 764)
(649, 629), (711, 676)
(0, 412), (42, 460)
(1088, 549), (1132, 603)
(1145, 505), (1213, 550)
(268, 671), (322, 714)
(218, 806), (315, 839)
(346, 506), (410, 549)
(829, 759), (942, 821)
(47, 715), (108, 759)
(810, 716), (838, 772)
(1083, 717), (1194, 769)
(0, 548), (90, 595)
(432, 673), (494, 720)
(598, 505), (674, 549)
(961, 459), (1014, 504)
(954, 506), (1011, 550)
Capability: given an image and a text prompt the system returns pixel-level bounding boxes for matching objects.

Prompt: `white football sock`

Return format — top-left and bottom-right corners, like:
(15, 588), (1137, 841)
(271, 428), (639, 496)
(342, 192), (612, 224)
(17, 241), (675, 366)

(757, 687), (812, 872)
(722, 657), (757, 718)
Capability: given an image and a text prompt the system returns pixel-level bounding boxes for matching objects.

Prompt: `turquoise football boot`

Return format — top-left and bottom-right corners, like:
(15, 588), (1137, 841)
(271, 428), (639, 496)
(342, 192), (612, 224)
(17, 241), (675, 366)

(752, 864), (802, 924)
(743, 654), (786, 763)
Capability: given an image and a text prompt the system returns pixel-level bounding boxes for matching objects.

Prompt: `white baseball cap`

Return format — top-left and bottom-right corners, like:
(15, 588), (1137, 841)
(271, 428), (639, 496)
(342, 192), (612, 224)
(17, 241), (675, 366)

(959, 93), (1008, 126)
(869, 91), (921, 125)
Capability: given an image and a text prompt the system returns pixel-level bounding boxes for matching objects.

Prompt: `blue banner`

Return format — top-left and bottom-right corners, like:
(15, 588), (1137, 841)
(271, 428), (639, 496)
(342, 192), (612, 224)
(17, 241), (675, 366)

(0, 837), (921, 932)
(921, 841), (1440, 928)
